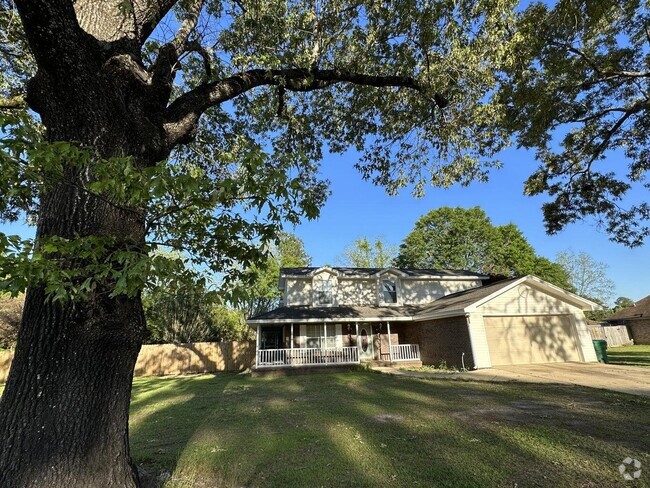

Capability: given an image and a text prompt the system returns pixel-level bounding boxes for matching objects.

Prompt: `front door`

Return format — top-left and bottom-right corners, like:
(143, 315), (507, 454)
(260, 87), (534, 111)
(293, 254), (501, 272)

(358, 327), (373, 360)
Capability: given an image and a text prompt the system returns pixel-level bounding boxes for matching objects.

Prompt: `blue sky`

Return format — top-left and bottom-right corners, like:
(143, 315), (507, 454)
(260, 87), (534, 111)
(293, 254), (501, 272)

(2, 143), (646, 305)
(291, 145), (649, 305)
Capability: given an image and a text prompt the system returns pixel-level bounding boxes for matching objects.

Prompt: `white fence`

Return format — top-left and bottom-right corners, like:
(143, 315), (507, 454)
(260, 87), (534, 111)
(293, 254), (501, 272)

(390, 344), (421, 361)
(587, 325), (633, 347)
(257, 346), (359, 368)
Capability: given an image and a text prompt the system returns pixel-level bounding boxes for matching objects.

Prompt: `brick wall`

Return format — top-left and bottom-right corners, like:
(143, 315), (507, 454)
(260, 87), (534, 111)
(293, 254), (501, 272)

(398, 316), (474, 369)
(627, 319), (650, 345)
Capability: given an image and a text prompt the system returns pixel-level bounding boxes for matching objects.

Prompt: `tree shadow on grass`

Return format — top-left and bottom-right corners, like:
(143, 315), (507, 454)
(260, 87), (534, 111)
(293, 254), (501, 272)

(129, 372), (650, 487)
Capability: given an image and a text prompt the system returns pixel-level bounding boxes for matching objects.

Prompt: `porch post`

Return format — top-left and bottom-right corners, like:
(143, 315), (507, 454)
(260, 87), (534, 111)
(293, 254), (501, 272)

(355, 322), (359, 364)
(387, 321), (393, 363)
(256, 324), (261, 367)
(290, 323), (294, 350)
(323, 322), (327, 348)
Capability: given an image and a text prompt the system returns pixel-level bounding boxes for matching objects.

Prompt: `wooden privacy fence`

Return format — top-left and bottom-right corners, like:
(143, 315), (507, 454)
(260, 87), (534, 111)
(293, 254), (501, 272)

(587, 325), (633, 347)
(0, 341), (255, 382)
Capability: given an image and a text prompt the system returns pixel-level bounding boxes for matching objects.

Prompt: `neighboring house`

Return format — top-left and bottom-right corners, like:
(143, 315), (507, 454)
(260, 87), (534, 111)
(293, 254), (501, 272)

(606, 295), (650, 344)
(247, 266), (600, 370)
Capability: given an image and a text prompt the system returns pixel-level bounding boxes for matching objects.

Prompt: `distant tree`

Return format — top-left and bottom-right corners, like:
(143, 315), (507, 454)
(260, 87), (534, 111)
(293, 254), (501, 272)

(395, 207), (571, 288)
(491, 224), (539, 277)
(613, 297), (635, 312)
(277, 232), (312, 268)
(584, 299), (612, 323)
(236, 233), (311, 318)
(338, 237), (397, 268)
(556, 250), (615, 304)
(396, 207), (497, 273)
(210, 305), (253, 342)
(143, 255), (217, 344)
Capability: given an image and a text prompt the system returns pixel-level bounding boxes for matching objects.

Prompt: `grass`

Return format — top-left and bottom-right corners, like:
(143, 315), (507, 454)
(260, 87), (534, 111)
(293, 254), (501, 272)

(607, 344), (650, 367)
(129, 372), (650, 488)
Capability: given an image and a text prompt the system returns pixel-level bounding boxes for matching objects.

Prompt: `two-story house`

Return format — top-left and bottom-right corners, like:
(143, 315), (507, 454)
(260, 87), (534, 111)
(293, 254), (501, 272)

(247, 266), (600, 370)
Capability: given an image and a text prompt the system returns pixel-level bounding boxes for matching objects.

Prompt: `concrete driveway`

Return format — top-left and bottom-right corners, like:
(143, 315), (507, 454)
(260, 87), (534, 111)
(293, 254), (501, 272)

(470, 363), (650, 397)
(377, 362), (650, 397)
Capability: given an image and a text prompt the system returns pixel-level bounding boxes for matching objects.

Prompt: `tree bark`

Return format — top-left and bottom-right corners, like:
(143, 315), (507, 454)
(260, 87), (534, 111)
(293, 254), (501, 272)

(0, 8), (163, 481)
(0, 288), (145, 487)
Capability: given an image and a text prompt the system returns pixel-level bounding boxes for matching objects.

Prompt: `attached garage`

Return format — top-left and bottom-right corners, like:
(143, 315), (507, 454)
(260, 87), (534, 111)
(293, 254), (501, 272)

(413, 275), (600, 369)
(483, 315), (581, 366)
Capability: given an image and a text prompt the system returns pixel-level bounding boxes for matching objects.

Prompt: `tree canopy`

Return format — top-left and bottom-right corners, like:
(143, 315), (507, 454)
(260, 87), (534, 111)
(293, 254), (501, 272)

(613, 296), (635, 312)
(555, 249), (615, 304)
(501, 0), (650, 246)
(236, 232), (311, 318)
(337, 236), (397, 268)
(395, 207), (572, 289)
(0, 0), (521, 301)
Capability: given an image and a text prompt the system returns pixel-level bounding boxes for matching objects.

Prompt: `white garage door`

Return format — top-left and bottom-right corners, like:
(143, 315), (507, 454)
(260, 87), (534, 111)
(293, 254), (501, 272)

(484, 315), (581, 366)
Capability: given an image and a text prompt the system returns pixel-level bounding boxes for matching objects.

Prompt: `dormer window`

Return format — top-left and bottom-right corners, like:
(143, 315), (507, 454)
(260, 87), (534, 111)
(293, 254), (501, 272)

(382, 279), (397, 304)
(314, 280), (333, 305)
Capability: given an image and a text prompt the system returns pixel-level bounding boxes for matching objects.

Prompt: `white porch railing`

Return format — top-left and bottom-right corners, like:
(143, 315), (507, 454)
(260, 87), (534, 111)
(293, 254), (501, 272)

(390, 344), (420, 361)
(256, 347), (360, 368)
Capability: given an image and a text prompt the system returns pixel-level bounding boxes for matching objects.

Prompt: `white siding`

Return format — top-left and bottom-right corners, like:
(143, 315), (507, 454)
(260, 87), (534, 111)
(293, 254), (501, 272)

(338, 279), (376, 305)
(286, 280), (312, 306)
(466, 312), (492, 369)
(570, 312), (598, 362)
(401, 279), (482, 305)
(285, 276), (483, 307)
(478, 283), (577, 315)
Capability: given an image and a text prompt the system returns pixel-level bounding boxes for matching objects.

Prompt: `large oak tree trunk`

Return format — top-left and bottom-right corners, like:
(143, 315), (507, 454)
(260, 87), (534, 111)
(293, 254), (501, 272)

(0, 288), (145, 487)
(0, 32), (166, 484)
(0, 168), (151, 487)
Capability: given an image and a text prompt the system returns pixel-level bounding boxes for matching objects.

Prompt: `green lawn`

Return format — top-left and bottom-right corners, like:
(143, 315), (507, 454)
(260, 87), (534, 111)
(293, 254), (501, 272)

(607, 344), (650, 367)
(130, 372), (650, 488)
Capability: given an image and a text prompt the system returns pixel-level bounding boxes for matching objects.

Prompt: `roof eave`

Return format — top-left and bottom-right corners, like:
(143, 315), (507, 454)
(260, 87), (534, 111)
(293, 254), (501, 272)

(246, 316), (413, 325)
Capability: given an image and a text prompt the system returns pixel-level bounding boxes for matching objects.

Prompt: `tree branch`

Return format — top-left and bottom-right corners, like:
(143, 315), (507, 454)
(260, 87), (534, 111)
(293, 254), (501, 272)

(0, 95), (26, 110)
(151, 0), (205, 104)
(584, 100), (648, 168)
(133, 0), (179, 43)
(163, 67), (422, 146)
(184, 39), (212, 81)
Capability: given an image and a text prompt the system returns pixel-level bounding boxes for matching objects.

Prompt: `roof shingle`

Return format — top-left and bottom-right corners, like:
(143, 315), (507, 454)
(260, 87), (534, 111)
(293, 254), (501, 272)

(280, 267), (488, 279)
(607, 295), (650, 321)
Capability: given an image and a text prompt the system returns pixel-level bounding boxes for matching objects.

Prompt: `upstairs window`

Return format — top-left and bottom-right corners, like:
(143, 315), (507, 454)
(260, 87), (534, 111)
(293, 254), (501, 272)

(382, 279), (397, 304)
(314, 279), (333, 305)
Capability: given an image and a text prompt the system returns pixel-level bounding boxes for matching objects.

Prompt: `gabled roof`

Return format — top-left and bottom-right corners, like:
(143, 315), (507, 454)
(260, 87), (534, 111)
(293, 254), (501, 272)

(607, 295), (650, 321)
(280, 267), (489, 280)
(414, 275), (601, 319)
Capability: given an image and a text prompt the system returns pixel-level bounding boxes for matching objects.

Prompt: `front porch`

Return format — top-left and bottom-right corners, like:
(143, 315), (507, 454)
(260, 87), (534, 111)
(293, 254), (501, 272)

(253, 321), (421, 369)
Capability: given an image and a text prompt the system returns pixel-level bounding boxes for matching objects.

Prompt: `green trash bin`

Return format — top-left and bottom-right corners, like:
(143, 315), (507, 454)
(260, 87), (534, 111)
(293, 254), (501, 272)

(593, 339), (608, 363)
